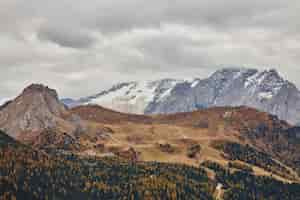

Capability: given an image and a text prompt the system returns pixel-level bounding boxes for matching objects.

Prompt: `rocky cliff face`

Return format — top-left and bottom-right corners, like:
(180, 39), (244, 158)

(0, 84), (80, 142)
(147, 68), (300, 124)
(63, 68), (300, 124)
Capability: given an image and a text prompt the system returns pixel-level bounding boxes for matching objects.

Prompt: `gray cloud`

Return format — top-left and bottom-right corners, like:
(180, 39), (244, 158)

(37, 24), (96, 48)
(0, 0), (299, 101)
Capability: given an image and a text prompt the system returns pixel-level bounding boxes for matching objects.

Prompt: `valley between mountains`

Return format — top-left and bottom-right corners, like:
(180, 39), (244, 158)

(0, 83), (300, 199)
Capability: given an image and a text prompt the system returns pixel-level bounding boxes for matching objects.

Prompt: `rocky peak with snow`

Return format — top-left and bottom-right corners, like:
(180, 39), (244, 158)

(62, 68), (300, 124)
(70, 79), (184, 114)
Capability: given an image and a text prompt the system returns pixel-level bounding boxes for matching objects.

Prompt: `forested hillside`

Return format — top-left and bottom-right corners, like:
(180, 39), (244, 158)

(0, 130), (214, 200)
(1, 130), (300, 200)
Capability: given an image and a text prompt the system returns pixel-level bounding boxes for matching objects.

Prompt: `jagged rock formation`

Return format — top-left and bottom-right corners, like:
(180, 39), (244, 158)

(63, 68), (300, 124)
(0, 84), (83, 146)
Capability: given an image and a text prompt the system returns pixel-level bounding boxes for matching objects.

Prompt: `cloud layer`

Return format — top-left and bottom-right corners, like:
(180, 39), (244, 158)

(0, 0), (299, 100)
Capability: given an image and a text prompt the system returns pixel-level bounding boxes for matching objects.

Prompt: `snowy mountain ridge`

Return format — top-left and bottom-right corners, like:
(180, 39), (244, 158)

(62, 68), (300, 124)
(85, 79), (184, 114)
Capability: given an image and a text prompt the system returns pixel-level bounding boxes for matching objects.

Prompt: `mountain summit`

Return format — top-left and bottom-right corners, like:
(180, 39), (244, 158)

(62, 68), (300, 124)
(0, 84), (80, 144)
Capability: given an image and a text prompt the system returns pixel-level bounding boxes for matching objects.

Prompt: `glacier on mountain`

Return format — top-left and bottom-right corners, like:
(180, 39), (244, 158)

(62, 68), (300, 125)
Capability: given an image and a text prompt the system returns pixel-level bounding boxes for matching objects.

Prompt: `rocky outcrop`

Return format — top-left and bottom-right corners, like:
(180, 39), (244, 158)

(0, 84), (83, 144)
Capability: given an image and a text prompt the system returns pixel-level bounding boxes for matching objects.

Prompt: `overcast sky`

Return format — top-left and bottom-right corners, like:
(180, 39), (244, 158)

(0, 0), (300, 101)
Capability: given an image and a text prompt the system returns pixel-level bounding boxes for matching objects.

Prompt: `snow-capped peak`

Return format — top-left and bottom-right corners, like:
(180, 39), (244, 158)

(244, 69), (286, 100)
(61, 67), (300, 125)
(85, 79), (182, 114)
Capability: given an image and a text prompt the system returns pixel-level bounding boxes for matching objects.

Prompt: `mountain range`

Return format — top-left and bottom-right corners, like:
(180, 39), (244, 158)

(62, 68), (300, 125)
(1, 74), (300, 199)
(1, 83), (300, 175)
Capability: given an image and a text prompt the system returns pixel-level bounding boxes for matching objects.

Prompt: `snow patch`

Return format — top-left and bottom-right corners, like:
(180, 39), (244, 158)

(158, 88), (173, 101)
(233, 69), (249, 79)
(245, 70), (285, 100)
(88, 81), (156, 114)
(0, 98), (11, 106)
(190, 80), (200, 88)
(245, 71), (264, 88)
(86, 79), (182, 114)
(258, 91), (274, 100)
(157, 80), (181, 102)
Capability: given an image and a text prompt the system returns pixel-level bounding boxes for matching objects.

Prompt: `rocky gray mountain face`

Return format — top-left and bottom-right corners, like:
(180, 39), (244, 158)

(62, 68), (300, 125)
(0, 84), (83, 143)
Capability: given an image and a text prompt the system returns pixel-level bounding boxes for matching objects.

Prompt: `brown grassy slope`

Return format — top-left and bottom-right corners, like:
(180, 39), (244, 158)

(70, 105), (300, 182)
(72, 105), (290, 129)
(71, 105), (153, 124)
